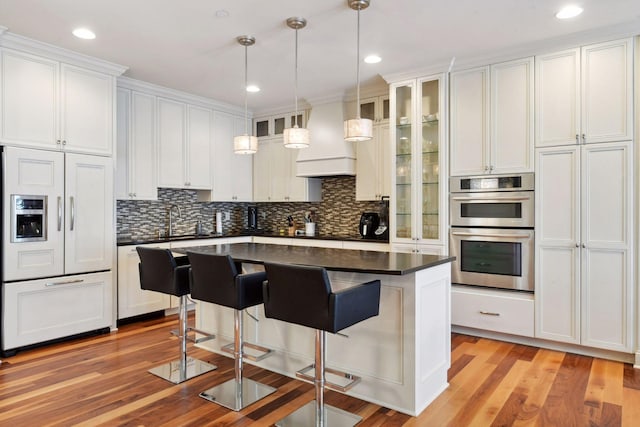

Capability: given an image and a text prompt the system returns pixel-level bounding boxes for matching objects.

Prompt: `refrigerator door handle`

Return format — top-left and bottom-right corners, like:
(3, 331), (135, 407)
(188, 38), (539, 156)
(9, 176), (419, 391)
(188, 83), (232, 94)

(57, 196), (62, 231)
(70, 196), (75, 231)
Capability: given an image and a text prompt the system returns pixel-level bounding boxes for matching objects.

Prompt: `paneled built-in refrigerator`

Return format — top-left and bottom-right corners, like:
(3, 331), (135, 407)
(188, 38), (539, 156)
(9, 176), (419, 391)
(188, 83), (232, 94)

(1, 146), (113, 356)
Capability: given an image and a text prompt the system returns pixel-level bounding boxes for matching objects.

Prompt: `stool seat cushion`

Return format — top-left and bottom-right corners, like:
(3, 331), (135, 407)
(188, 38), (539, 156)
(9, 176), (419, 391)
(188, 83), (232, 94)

(263, 262), (381, 333)
(188, 252), (267, 310)
(137, 247), (190, 297)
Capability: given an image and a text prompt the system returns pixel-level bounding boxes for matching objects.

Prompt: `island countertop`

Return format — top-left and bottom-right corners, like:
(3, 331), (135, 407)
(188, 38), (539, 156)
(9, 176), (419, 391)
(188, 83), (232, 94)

(172, 242), (454, 276)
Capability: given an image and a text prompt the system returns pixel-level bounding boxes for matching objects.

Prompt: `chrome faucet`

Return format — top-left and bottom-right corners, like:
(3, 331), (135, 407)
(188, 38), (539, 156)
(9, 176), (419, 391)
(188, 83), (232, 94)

(168, 204), (182, 237)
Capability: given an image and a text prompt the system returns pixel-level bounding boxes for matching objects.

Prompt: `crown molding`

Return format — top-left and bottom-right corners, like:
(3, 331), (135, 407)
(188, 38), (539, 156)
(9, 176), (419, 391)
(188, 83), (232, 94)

(0, 29), (127, 76)
(383, 19), (640, 83)
(117, 76), (246, 116)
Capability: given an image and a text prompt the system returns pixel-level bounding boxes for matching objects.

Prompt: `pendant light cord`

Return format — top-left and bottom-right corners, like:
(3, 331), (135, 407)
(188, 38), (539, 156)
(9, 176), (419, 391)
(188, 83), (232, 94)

(355, 7), (361, 119)
(244, 44), (249, 135)
(294, 27), (299, 127)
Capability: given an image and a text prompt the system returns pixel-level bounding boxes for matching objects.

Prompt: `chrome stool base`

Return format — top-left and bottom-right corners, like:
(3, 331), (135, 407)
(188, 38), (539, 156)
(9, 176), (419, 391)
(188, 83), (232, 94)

(199, 377), (276, 411)
(275, 400), (362, 427)
(149, 357), (216, 384)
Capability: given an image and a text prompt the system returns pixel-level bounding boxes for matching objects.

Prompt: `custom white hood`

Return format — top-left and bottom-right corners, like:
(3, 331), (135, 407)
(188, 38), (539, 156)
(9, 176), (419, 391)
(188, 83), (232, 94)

(296, 102), (355, 177)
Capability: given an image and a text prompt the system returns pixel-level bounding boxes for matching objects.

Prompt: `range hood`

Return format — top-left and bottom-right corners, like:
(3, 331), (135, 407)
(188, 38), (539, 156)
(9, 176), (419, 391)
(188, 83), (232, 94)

(296, 101), (356, 177)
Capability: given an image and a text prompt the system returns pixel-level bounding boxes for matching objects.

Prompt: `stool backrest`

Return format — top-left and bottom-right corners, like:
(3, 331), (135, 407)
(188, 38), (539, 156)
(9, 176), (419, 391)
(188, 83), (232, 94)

(263, 262), (332, 331)
(188, 252), (239, 308)
(137, 247), (188, 296)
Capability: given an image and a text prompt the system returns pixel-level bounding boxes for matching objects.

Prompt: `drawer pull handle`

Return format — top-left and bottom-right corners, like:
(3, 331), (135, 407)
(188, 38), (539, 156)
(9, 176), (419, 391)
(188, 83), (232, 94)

(479, 310), (500, 316)
(45, 279), (85, 287)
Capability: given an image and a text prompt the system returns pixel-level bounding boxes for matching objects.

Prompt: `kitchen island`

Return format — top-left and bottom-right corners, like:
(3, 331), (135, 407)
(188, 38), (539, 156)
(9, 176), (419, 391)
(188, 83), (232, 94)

(173, 242), (454, 416)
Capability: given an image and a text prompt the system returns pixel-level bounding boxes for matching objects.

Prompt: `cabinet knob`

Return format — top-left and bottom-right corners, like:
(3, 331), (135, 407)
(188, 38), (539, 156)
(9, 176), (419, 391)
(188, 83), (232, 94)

(56, 139), (61, 145)
(484, 165), (489, 171)
(490, 165), (494, 171)
(575, 243), (579, 248)
(581, 134), (586, 144)
(62, 140), (67, 145)
(575, 134), (579, 144)
(582, 243), (586, 248)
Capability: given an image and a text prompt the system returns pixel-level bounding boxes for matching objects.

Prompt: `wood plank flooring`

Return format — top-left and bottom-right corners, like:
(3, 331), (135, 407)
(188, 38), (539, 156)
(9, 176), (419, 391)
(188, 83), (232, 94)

(1, 314), (640, 426)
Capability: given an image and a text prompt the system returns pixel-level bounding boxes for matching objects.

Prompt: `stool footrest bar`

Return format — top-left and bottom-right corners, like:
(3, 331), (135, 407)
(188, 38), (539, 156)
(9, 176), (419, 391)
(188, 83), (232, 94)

(221, 342), (274, 362)
(295, 364), (362, 392)
(170, 328), (215, 343)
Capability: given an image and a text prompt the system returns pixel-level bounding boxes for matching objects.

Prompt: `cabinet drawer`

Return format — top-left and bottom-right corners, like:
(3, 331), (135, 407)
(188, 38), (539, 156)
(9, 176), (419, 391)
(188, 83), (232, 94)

(2, 271), (112, 349)
(452, 286), (534, 337)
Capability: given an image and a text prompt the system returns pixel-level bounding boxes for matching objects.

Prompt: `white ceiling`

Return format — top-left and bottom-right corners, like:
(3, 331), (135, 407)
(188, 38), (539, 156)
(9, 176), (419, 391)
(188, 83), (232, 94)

(1, 0), (639, 114)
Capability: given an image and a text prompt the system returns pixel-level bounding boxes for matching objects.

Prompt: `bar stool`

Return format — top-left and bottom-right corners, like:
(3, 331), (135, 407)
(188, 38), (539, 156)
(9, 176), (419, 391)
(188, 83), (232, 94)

(187, 251), (276, 411)
(136, 247), (216, 384)
(263, 262), (381, 427)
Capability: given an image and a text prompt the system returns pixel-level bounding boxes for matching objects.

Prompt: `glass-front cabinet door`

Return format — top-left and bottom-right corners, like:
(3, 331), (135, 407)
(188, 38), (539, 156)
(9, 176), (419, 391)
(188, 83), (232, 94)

(391, 74), (447, 252)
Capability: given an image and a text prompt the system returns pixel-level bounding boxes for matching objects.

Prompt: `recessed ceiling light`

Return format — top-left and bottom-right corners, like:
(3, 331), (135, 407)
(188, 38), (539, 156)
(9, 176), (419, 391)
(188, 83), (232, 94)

(555, 5), (584, 19)
(246, 85), (260, 93)
(72, 27), (96, 40)
(364, 55), (382, 64)
(215, 9), (229, 18)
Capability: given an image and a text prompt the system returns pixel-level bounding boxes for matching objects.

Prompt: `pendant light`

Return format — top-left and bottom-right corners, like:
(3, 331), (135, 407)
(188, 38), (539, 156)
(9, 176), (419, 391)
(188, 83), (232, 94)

(344, 0), (373, 142)
(234, 35), (258, 154)
(283, 17), (310, 149)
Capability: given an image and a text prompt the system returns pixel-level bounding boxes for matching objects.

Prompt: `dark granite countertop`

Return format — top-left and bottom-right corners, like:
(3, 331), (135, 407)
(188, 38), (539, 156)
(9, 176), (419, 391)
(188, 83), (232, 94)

(116, 231), (388, 246)
(172, 242), (453, 276)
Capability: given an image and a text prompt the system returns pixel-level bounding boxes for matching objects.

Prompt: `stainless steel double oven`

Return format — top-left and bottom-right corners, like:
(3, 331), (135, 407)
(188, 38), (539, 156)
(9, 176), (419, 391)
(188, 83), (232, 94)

(449, 173), (534, 292)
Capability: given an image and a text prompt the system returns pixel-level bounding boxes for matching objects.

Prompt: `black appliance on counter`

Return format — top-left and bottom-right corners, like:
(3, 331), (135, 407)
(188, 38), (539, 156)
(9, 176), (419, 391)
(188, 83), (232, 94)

(359, 212), (380, 238)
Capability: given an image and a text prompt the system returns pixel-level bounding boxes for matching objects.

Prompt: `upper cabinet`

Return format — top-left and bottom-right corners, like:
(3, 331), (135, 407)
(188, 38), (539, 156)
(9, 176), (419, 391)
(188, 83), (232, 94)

(450, 57), (534, 176)
(116, 88), (157, 200)
(356, 93), (391, 201)
(253, 139), (321, 202)
(359, 95), (389, 125)
(157, 98), (211, 190)
(254, 111), (306, 140)
(390, 74), (448, 252)
(0, 48), (115, 156)
(208, 111), (253, 202)
(535, 38), (633, 147)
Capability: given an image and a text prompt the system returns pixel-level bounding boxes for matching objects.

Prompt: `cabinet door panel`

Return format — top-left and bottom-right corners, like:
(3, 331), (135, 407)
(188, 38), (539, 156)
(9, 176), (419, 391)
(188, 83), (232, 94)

(115, 88), (130, 199)
(1, 49), (58, 147)
(65, 154), (113, 274)
(450, 67), (489, 176)
(131, 92), (157, 199)
(231, 116), (254, 201)
(187, 105), (212, 189)
(535, 48), (580, 147)
(2, 147), (65, 280)
(61, 64), (113, 155)
(355, 134), (378, 200)
(582, 39), (632, 144)
(252, 140), (272, 201)
(491, 58), (533, 173)
(157, 98), (185, 188)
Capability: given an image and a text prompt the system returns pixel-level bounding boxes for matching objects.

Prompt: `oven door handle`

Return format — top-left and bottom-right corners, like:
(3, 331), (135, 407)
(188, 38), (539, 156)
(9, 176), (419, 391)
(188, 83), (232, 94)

(451, 231), (531, 239)
(450, 196), (531, 202)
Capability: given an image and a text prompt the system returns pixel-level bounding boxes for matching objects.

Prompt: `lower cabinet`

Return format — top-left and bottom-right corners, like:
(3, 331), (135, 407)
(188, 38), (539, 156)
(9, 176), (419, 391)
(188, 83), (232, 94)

(391, 243), (446, 255)
(2, 271), (113, 349)
(117, 243), (171, 320)
(451, 285), (534, 337)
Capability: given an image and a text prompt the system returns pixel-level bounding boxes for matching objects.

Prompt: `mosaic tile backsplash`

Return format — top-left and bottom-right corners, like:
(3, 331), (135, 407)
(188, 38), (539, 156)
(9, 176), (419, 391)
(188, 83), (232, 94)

(116, 176), (382, 240)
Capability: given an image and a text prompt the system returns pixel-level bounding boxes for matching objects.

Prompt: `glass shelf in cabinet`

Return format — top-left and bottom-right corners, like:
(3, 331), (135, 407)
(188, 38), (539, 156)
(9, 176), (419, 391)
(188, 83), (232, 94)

(422, 181), (439, 185)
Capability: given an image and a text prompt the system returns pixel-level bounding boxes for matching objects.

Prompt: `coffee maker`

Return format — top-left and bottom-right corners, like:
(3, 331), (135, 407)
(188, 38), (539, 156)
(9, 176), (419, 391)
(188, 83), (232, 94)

(247, 206), (258, 230)
(359, 212), (380, 238)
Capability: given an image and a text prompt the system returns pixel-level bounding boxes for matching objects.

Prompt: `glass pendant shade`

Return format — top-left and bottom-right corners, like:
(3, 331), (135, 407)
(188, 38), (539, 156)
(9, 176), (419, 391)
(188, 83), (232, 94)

(234, 134), (258, 154)
(283, 125), (310, 148)
(344, 117), (373, 142)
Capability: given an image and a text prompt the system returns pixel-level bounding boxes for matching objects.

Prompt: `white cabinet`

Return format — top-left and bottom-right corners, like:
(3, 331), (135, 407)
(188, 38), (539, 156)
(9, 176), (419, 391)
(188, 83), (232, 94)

(0, 48), (114, 156)
(535, 142), (633, 352)
(391, 243), (447, 255)
(253, 138), (320, 202)
(390, 74), (448, 251)
(356, 124), (390, 201)
(254, 111), (306, 140)
(535, 38), (633, 147)
(450, 57), (534, 176)
(157, 98), (211, 189)
(452, 285), (534, 337)
(2, 271), (113, 350)
(2, 147), (113, 281)
(116, 88), (157, 200)
(117, 243), (171, 319)
(359, 95), (389, 125)
(208, 111), (253, 201)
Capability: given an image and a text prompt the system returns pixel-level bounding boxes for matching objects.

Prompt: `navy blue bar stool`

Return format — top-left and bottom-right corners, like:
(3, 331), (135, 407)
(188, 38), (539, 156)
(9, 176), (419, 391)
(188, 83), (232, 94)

(136, 247), (216, 384)
(188, 251), (276, 411)
(263, 262), (381, 427)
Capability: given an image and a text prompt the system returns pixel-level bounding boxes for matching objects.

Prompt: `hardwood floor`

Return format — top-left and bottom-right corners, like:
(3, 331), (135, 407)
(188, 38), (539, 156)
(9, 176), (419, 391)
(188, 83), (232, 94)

(1, 315), (640, 426)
